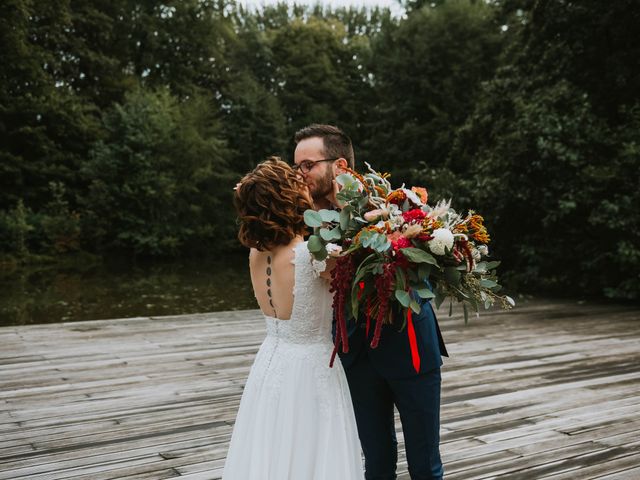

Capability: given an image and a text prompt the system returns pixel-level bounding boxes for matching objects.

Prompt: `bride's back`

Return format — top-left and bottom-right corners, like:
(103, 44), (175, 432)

(249, 239), (302, 321)
(252, 240), (334, 345)
(234, 158), (332, 342)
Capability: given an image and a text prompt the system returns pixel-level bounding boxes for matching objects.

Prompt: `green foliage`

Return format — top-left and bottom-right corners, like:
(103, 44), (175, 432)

(80, 88), (231, 255)
(0, 201), (32, 257)
(366, 0), (502, 181)
(41, 182), (82, 253)
(269, 17), (361, 130)
(446, 0), (640, 298)
(0, 0), (637, 299)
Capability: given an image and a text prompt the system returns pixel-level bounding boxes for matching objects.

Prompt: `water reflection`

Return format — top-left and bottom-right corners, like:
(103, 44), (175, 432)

(0, 254), (257, 326)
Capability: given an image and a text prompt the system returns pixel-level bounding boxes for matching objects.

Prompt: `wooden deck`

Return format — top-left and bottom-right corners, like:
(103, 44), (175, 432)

(1, 299), (639, 479)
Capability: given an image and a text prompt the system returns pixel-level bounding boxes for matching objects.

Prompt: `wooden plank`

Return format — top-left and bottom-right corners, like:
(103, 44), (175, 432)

(0, 299), (638, 479)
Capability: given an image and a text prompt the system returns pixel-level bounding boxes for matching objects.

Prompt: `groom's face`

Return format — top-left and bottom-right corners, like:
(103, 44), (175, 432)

(294, 137), (335, 201)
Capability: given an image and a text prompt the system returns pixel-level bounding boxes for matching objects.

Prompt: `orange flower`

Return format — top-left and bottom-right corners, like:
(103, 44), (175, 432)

(468, 214), (490, 243)
(468, 214), (485, 230)
(386, 190), (407, 205)
(453, 223), (469, 233)
(472, 231), (490, 244)
(411, 186), (428, 204)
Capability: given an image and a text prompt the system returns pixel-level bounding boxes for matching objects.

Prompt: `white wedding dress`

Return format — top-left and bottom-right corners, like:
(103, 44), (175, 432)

(222, 242), (363, 479)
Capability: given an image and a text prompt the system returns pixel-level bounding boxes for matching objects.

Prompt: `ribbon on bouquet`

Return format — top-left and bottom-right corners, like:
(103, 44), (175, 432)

(358, 281), (421, 373)
(407, 308), (421, 374)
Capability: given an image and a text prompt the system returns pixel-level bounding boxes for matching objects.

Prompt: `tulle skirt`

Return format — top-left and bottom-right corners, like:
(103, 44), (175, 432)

(222, 336), (364, 479)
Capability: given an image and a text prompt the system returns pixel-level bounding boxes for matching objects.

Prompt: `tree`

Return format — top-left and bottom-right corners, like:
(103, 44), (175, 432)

(80, 88), (232, 255)
(448, 0), (640, 298)
(367, 0), (503, 181)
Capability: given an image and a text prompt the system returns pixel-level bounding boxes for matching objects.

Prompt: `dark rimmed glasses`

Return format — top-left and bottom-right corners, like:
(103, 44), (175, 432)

(292, 158), (339, 174)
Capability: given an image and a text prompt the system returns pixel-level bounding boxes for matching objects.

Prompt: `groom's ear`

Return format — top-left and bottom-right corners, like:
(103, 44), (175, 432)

(333, 158), (348, 175)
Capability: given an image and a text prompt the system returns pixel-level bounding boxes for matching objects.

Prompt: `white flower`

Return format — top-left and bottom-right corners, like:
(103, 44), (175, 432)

(428, 228), (455, 256)
(364, 209), (383, 222)
(472, 247), (482, 262)
(325, 243), (343, 257)
(427, 199), (452, 220)
(388, 204), (405, 228)
(403, 223), (423, 239)
(478, 245), (489, 256)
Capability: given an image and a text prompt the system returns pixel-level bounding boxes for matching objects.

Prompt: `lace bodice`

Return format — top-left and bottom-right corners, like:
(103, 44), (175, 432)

(264, 241), (333, 345)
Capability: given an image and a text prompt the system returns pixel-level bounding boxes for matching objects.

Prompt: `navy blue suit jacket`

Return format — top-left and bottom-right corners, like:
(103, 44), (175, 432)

(337, 299), (448, 379)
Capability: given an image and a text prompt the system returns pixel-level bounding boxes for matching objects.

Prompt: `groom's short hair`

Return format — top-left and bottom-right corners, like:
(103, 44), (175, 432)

(294, 124), (355, 169)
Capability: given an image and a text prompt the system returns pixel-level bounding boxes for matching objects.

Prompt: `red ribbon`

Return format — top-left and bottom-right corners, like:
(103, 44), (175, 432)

(407, 308), (421, 373)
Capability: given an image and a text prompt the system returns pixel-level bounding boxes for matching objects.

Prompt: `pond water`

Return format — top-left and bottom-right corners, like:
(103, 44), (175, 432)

(0, 254), (258, 327)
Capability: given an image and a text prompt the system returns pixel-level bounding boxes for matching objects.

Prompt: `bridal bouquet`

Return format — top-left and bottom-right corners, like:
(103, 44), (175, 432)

(303, 164), (514, 367)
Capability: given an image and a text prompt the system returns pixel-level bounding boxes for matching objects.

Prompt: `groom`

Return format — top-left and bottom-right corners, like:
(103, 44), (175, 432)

(294, 124), (449, 480)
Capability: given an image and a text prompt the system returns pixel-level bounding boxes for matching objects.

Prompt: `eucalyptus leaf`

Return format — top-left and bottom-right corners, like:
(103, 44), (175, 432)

(340, 207), (352, 230)
(485, 261), (501, 270)
(415, 288), (436, 299)
(475, 261), (487, 271)
(329, 226), (343, 240)
(395, 290), (411, 307)
(314, 245), (328, 261)
(336, 191), (351, 202)
(401, 248), (438, 265)
(336, 173), (355, 187)
(480, 278), (498, 288)
(304, 210), (323, 228)
(319, 209), (340, 223)
(319, 228), (332, 241)
(319, 226), (342, 241)
(410, 300), (421, 314)
(463, 303), (469, 324)
(307, 234), (324, 253)
(373, 234), (391, 252)
(362, 231), (374, 248)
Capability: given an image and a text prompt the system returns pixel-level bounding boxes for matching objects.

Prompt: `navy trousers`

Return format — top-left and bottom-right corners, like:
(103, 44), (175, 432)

(338, 301), (446, 480)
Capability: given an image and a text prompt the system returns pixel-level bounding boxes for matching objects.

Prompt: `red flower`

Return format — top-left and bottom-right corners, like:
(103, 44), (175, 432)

(392, 236), (412, 251)
(394, 250), (411, 269)
(402, 209), (427, 224)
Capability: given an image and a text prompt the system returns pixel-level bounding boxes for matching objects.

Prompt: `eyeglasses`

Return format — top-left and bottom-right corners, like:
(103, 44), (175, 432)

(292, 158), (339, 174)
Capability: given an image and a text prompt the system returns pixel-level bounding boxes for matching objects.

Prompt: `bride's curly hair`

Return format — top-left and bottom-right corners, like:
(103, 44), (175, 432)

(234, 157), (313, 251)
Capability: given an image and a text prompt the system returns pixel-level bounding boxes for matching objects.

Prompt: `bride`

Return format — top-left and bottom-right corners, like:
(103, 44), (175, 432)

(223, 157), (363, 479)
